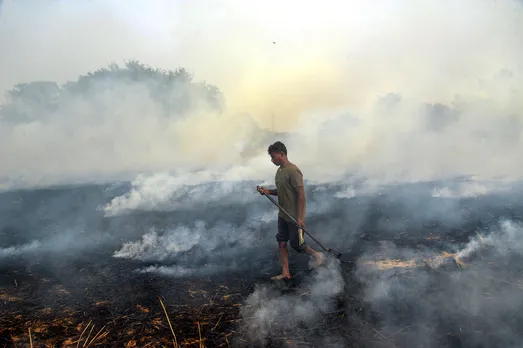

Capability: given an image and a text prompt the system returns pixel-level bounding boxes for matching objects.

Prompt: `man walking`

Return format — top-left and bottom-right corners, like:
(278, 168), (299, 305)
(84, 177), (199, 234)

(257, 141), (325, 280)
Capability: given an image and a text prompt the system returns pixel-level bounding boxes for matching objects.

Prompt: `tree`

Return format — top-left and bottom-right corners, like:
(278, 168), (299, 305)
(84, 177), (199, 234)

(1, 81), (60, 123)
(0, 60), (225, 123)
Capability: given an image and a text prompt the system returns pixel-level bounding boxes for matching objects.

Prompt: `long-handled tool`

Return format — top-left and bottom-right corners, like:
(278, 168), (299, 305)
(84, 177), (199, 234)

(258, 189), (342, 258)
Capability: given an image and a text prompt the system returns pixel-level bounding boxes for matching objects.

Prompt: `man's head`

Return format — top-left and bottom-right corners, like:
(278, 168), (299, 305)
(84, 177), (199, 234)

(268, 141), (288, 166)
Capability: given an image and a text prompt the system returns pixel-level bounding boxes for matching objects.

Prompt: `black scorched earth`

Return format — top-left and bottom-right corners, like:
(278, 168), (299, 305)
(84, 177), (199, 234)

(1, 178), (523, 347)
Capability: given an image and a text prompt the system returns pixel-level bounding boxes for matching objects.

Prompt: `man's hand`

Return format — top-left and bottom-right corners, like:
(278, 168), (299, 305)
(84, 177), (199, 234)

(256, 186), (270, 195)
(297, 218), (305, 229)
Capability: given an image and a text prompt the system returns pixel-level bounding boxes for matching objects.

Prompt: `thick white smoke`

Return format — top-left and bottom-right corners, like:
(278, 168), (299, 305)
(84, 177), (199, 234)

(355, 218), (523, 347)
(2, 1), (523, 346)
(237, 257), (345, 347)
(113, 225), (202, 261)
(456, 219), (523, 260)
(103, 171), (269, 217)
(0, 0), (522, 190)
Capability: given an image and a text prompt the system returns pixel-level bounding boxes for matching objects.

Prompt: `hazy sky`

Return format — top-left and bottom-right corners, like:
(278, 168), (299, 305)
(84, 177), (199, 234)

(1, 0), (522, 187)
(2, 0), (521, 122)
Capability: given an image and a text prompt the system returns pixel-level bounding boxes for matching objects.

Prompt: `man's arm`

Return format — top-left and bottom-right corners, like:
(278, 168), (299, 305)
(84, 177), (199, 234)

(296, 185), (306, 222)
(289, 168), (306, 224)
(257, 186), (278, 196)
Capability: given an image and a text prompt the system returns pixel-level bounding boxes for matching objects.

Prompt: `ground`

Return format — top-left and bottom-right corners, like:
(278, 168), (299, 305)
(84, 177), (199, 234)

(0, 239), (465, 348)
(0, 254), (359, 347)
(2, 182), (523, 347)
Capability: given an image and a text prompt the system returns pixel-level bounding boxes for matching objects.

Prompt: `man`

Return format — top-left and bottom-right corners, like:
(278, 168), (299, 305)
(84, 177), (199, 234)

(257, 141), (325, 280)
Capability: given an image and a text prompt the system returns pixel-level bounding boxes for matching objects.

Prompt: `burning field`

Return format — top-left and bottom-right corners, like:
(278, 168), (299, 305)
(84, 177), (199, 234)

(2, 178), (523, 348)
(2, 0), (523, 346)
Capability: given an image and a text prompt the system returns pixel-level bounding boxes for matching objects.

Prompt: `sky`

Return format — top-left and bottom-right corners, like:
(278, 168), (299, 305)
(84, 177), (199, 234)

(0, 0), (522, 187)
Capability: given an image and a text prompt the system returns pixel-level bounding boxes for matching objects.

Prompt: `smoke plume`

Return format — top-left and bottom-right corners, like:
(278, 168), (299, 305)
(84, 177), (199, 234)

(0, 0), (522, 189)
(2, 1), (523, 347)
(355, 219), (523, 348)
(237, 257), (346, 347)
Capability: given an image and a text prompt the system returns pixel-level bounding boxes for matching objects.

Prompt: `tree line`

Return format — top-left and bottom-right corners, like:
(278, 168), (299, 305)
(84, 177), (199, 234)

(0, 60), (225, 124)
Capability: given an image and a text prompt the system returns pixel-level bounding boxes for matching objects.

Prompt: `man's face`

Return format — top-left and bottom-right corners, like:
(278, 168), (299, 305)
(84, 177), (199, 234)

(269, 151), (284, 166)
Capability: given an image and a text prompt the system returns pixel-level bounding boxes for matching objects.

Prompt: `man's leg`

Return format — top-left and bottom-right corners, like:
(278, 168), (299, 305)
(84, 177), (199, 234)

(278, 241), (291, 279)
(303, 245), (325, 267)
(273, 217), (291, 279)
(288, 223), (325, 267)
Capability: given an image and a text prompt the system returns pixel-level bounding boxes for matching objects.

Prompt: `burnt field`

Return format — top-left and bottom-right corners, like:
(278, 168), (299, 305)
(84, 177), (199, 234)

(1, 177), (523, 347)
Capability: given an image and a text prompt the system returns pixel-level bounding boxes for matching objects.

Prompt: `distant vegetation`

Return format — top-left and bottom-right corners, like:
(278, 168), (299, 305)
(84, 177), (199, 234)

(0, 60), (296, 161)
(0, 60), (225, 123)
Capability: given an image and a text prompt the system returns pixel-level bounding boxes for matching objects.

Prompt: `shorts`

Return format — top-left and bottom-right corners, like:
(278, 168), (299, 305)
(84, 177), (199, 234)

(276, 216), (307, 253)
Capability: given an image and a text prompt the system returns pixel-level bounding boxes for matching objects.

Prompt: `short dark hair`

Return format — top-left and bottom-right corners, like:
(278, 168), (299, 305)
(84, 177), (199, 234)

(268, 141), (287, 155)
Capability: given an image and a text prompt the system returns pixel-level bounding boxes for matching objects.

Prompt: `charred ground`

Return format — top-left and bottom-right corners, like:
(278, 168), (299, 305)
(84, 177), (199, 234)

(1, 180), (523, 347)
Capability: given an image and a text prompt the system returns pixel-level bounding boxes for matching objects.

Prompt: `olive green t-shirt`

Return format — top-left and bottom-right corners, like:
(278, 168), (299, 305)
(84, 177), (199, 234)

(275, 163), (306, 222)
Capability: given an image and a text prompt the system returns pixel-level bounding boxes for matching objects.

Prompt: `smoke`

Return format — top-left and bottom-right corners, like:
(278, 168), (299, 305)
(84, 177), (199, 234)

(100, 174), (523, 347)
(108, 182), (279, 278)
(113, 225), (202, 261)
(103, 172), (265, 217)
(103, 172), (523, 274)
(0, 240), (40, 258)
(2, 166), (523, 346)
(355, 218), (523, 347)
(1, 1), (523, 346)
(0, 0), (522, 189)
(456, 219), (523, 260)
(237, 257), (346, 347)
(111, 217), (264, 271)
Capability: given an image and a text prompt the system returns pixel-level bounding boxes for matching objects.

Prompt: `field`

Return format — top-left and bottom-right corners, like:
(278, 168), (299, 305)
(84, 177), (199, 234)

(1, 179), (523, 347)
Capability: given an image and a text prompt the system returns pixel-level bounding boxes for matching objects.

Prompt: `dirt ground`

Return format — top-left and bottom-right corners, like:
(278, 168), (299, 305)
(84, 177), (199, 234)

(2, 183), (521, 347)
(0, 240), (469, 348)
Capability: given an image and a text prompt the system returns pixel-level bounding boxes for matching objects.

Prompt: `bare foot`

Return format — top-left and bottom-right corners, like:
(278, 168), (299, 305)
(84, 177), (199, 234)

(311, 252), (325, 268)
(271, 274), (291, 280)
